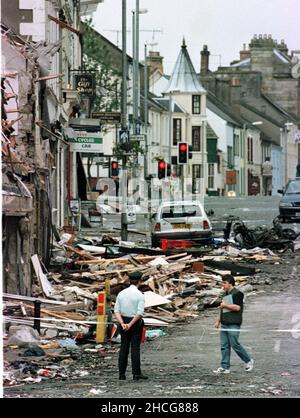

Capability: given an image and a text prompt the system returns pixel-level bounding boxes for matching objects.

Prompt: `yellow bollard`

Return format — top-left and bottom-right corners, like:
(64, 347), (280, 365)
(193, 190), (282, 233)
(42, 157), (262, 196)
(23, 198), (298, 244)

(96, 291), (106, 343)
(105, 279), (112, 339)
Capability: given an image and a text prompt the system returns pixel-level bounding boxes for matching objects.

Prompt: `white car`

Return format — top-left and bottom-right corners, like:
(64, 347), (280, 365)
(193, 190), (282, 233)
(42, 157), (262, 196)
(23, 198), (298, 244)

(151, 201), (212, 248)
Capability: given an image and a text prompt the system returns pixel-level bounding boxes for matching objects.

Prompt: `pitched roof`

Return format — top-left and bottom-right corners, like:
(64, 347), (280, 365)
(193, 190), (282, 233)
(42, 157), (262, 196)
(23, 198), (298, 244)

(207, 92), (245, 127)
(164, 39), (206, 94)
(207, 123), (218, 138)
(153, 97), (185, 113)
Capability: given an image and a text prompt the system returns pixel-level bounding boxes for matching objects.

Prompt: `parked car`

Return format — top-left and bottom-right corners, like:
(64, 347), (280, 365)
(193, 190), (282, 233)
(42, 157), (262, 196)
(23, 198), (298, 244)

(151, 201), (212, 247)
(278, 178), (300, 222)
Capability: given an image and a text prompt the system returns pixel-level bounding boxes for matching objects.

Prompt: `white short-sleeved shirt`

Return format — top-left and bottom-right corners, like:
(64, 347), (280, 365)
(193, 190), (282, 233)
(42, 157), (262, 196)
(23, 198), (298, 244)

(114, 285), (145, 317)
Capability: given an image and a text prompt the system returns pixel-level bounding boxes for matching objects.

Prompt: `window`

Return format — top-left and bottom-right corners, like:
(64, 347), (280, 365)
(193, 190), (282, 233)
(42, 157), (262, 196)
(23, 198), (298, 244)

(247, 137), (253, 163)
(192, 95), (201, 114)
(192, 126), (201, 151)
(173, 118), (181, 145)
(233, 134), (239, 156)
(162, 204), (202, 218)
(227, 146), (234, 168)
(192, 164), (202, 193)
(208, 163), (214, 189)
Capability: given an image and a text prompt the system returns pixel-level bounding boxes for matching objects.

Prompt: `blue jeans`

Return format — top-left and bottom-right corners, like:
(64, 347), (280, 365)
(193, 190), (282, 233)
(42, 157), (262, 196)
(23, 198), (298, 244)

(220, 324), (251, 370)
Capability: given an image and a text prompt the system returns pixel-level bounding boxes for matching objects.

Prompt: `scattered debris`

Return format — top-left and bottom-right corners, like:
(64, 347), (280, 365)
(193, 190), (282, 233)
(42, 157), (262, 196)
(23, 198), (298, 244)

(4, 220), (294, 389)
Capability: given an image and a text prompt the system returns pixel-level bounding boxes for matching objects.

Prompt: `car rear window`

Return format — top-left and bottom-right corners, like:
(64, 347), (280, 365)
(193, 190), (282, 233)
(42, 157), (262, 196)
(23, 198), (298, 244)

(161, 205), (202, 218)
(286, 181), (300, 194)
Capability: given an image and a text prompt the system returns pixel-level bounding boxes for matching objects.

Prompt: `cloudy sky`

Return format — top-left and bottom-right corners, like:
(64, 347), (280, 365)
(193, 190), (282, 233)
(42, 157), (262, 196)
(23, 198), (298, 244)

(92, 0), (300, 74)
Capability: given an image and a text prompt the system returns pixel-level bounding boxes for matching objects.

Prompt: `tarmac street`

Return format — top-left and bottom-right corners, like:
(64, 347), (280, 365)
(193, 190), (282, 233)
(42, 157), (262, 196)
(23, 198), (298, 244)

(3, 196), (300, 398)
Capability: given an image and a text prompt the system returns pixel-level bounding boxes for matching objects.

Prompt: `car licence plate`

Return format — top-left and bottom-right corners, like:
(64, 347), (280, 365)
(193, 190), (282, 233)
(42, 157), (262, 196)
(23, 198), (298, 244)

(172, 223), (191, 229)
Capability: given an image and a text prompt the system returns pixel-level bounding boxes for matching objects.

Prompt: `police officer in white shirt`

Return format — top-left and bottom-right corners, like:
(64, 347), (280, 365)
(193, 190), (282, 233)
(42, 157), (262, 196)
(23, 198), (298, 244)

(114, 271), (148, 381)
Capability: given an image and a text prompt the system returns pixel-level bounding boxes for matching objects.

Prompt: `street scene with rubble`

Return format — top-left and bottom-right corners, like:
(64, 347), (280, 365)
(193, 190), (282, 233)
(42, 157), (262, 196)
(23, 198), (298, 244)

(1, 0), (300, 400)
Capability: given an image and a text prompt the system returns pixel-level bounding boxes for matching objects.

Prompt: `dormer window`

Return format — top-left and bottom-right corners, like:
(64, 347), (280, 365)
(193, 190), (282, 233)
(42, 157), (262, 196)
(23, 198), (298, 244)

(192, 95), (201, 114)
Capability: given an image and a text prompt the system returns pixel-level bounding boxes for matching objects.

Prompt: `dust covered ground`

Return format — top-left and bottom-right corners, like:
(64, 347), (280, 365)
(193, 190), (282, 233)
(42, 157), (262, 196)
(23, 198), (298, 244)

(4, 252), (300, 398)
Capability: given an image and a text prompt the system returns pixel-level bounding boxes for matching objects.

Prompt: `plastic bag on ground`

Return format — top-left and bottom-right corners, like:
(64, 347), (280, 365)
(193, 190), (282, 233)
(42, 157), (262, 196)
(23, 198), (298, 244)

(8, 325), (40, 347)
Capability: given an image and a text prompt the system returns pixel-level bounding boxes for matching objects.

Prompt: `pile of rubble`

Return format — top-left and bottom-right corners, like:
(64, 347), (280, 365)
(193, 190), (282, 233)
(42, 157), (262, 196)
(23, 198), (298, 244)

(4, 231), (283, 334)
(3, 228), (289, 388)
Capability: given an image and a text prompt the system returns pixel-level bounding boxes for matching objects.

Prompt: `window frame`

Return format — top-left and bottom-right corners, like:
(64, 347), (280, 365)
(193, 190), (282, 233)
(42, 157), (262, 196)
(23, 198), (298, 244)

(173, 118), (182, 146)
(192, 126), (201, 151)
(192, 95), (201, 114)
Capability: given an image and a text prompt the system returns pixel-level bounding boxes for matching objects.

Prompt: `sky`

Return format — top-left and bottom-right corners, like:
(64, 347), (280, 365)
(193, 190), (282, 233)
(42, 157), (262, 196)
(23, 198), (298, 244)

(92, 0), (300, 74)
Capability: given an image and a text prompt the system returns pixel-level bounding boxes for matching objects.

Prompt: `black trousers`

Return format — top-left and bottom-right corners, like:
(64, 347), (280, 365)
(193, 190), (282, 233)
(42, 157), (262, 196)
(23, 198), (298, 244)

(118, 316), (144, 376)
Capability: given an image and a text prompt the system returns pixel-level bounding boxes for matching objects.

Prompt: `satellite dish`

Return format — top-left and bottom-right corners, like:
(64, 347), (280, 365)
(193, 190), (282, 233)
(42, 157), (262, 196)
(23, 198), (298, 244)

(291, 64), (300, 79)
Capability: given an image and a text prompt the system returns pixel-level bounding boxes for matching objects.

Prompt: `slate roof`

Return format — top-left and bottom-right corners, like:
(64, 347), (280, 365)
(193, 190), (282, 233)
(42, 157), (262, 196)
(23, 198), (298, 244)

(207, 123), (218, 138)
(164, 39), (206, 94)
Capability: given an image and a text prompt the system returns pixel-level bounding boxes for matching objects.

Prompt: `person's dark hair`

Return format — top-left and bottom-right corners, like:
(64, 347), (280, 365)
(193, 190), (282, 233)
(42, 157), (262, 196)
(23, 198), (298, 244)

(222, 274), (235, 286)
(265, 157), (270, 161)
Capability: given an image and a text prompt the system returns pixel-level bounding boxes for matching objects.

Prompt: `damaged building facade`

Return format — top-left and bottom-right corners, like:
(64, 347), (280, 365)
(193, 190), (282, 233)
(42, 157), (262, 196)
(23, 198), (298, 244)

(1, 0), (85, 295)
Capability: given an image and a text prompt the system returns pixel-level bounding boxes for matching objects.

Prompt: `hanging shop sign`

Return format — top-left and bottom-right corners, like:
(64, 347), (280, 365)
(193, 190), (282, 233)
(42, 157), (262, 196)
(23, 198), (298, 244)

(70, 131), (103, 153)
(74, 73), (94, 97)
(91, 112), (121, 124)
(226, 170), (237, 185)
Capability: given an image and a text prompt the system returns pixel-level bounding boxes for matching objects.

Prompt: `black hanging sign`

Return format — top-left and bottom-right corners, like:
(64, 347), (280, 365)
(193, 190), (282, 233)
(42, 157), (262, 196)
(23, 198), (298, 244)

(74, 74), (94, 96)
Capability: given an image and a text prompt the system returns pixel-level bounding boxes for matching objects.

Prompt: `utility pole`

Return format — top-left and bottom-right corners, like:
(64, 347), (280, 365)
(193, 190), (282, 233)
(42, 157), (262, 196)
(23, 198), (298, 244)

(132, 11), (137, 135)
(144, 42), (151, 218)
(121, 0), (128, 241)
(144, 43), (148, 180)
(135, 0), (140, 129)
(169, 92), (172, 165)
(201, 120), (206, 200)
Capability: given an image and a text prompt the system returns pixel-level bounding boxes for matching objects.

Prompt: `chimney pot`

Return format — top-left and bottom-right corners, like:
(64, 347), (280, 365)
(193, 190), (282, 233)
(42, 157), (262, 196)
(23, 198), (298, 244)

(200, 45), (210, 75)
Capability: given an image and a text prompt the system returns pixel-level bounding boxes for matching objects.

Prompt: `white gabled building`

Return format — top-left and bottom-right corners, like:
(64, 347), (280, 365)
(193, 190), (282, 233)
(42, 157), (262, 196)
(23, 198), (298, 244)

(150, 39), (209, 197)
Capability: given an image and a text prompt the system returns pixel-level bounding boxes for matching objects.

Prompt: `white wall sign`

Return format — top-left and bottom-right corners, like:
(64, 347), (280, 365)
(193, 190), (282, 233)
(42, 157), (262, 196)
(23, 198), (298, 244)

(70, 131), (103, 153)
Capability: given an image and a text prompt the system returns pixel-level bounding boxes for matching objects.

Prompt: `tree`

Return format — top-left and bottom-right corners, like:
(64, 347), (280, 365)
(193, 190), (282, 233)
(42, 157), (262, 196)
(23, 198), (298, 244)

(82, 19), (121, 113)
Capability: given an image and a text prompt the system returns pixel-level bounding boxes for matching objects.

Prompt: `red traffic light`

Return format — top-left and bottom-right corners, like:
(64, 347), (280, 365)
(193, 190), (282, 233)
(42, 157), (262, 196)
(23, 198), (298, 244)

(111, 161), (119, 177)
(179, 144), (187, 152)
(158, 160), (166, 179)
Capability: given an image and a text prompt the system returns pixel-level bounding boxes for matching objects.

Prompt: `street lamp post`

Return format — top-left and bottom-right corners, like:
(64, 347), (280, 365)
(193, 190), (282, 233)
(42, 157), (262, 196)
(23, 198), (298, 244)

(132, 2), (147, 134)
(144, 43), (148, 180)
(121, 0), (128, 241)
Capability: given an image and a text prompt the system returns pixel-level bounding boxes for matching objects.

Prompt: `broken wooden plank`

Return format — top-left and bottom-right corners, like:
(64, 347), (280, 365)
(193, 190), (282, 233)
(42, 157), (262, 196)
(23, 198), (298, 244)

(3, 293), (67, 305)
(31, 255), (56, 298)
(143, 318), (169, 327)
(77, 244), (106, 254)
(64, 244), (99, 260)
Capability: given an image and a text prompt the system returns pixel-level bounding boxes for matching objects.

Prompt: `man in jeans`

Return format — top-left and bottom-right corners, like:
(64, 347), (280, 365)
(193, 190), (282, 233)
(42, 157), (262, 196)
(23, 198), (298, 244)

(213, 275), (253, 374)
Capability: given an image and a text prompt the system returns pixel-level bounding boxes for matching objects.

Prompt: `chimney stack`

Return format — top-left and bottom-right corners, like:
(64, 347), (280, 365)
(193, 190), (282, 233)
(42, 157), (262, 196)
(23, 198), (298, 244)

(147, 51), (164, 77)
(240, 43), (250, 61)
(200, 45), (210, 75)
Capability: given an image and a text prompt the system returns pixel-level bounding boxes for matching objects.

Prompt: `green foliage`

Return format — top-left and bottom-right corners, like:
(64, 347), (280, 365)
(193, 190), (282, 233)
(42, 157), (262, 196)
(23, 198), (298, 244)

(113, 140), (145, 161)
(82, 19), (121, 113)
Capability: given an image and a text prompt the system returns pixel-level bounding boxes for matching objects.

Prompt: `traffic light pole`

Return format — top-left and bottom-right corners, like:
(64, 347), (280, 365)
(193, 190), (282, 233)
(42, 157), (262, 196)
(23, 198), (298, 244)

(121, 155), (128, 241)
(181, 165), (184, 200)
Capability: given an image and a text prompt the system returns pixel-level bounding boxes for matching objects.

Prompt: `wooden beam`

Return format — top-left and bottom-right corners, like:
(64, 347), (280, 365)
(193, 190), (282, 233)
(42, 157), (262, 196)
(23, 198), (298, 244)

(3, 292), (67, 305)
(48, 15), (80, 35)
(34, 74), (63, 82)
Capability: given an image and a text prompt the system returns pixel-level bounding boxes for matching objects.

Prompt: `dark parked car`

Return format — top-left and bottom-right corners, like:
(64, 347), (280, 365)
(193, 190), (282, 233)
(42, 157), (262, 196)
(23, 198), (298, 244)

(278, 178), (300, 222)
